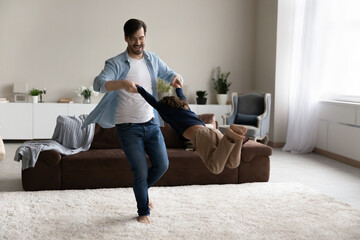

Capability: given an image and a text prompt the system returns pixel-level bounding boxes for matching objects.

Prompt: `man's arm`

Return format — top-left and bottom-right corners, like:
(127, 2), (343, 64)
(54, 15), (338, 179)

(105, 80), (137, 93)
(136, 85), (161, 111)
(94, 59), (137, 93)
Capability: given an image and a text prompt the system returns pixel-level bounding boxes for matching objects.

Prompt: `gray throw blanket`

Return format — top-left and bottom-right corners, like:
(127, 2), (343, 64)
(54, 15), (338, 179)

(14, 114), (95, 170)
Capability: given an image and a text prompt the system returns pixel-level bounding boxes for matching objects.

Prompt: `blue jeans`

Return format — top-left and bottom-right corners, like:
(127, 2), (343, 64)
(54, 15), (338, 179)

(115, 119), (169, 216)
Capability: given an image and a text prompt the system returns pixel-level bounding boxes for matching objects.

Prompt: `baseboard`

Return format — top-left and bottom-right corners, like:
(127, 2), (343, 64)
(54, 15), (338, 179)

(313, 148), (360, 169)
(267, 141), (360, 169)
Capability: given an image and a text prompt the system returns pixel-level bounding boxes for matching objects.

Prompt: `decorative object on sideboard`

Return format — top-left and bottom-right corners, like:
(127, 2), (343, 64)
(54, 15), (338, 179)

(29, 88), (43, 104)
(76, 86), (99, 104)
(13, 82), (29, 102)
(39, 88), (46, 103)
(0, 98), (9, 103)
(196, 90), (208, 105)
(156, 78), (171, 100)
(57, 98), (73, 103)
(213, 66), (231, 105)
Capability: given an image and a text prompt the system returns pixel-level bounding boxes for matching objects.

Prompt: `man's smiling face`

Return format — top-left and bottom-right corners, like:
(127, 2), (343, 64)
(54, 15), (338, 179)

(125, 27), (146, 58)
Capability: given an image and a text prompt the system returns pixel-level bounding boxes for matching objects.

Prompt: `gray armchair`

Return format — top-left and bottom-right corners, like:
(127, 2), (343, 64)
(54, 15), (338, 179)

(221, 92), (271, 143)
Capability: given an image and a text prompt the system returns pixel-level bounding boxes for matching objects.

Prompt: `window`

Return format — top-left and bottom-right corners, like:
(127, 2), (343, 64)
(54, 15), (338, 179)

(317, 0), (360, 102)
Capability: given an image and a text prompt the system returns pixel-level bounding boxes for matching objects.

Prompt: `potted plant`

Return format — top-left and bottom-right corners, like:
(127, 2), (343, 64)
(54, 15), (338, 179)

(29, 88), (43, 103)
(213, 66), (231, 105)
(196, 90), (208, 105)
(76, 85), (99, 104)
(156, 78), (171, 99)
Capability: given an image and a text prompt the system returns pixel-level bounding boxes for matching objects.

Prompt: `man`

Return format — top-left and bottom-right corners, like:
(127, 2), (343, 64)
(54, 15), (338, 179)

(83, 19), (182, 224)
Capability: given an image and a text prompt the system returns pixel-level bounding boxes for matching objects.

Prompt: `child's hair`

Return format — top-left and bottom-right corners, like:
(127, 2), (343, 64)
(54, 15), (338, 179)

(159, 96), (189, 110)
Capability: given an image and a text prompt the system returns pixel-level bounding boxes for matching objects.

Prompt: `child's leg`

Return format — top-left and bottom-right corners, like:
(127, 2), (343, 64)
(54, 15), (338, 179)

(224, 127), (244, 142)
(224, 126), (246, 169)
(190, 128), (235, 174)
(230, 124), (247, 135)
(225, 139), (243, 169)
(209, 131), (237, 174)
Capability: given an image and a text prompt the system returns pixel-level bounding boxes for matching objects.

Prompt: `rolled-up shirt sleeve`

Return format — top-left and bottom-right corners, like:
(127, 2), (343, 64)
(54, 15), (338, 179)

(93, 60), (117, 93)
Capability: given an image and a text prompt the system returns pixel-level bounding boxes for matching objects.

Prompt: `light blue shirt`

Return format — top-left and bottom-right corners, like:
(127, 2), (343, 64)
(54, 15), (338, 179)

(82, 49), (181, 129)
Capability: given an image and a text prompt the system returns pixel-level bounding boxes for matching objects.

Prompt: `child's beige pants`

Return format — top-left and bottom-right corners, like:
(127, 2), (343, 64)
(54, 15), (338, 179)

(190, 127), (243, 174)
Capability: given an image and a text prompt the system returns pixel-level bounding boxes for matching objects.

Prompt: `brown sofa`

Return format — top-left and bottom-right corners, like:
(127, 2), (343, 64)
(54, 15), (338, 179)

(22, 114), (272, 191)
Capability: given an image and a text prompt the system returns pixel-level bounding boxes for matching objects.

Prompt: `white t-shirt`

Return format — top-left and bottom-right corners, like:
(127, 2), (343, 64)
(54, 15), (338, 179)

(114, 57), (154, 124)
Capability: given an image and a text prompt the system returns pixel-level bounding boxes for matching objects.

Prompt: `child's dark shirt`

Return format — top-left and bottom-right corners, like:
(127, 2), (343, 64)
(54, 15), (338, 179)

(136, 85), (205, 141)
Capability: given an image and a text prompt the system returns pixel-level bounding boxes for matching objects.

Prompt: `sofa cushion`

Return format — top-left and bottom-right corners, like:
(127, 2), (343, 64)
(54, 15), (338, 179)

(91, 124), (122, 149)
(197, 113), (216, 128)
(61, 149), (132, 189)
(157, 148), (239, 186)
(160, 123), (187, 148)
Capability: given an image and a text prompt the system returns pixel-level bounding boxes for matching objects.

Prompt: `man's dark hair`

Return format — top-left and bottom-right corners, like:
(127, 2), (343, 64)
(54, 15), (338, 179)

(124, 19), (147, 37)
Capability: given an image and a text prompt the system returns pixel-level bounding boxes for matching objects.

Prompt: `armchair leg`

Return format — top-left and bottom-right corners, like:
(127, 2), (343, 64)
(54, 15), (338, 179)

(257, 135), (269, 145)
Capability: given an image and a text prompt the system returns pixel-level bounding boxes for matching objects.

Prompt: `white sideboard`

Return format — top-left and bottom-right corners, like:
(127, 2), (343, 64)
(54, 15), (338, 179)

(0, 103), (97, 140)
(33, 103), (98, 139)
(0, 103), (230, 140)
(33, 103), (68, 139)
(0, 103), (33, 139)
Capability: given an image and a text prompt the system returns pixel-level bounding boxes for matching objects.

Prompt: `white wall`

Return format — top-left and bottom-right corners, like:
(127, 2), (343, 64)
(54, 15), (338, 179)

(254, 0), (278, 141)
(0, 0), (256, 104)
(317, 101), (360, 161)
(1, 0), (293, 145)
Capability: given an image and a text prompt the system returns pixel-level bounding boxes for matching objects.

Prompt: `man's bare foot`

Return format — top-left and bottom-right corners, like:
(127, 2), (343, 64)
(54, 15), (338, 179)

(230, 124), (247, 135)
(149, 199), (154, 210)
(138, 215), (151, 224)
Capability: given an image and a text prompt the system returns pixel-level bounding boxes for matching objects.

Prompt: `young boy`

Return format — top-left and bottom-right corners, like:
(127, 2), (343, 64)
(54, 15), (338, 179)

(136, 83), (247, 174)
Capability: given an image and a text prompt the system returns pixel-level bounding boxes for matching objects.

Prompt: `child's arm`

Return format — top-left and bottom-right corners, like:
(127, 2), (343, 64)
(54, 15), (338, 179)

(136, 85), (161, 111)
(175, 88), (186, 100)
(173, 83), (187, 100)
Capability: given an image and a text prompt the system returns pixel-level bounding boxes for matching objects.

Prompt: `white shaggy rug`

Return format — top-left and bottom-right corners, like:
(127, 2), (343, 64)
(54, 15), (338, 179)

(1, 183), (359, 240)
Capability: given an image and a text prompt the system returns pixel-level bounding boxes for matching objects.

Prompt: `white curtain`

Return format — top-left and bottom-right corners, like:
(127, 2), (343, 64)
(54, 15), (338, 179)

(282, 0), (360, 153)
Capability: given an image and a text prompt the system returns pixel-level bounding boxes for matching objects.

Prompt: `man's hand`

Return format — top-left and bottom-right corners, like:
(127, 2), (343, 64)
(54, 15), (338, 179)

(170, 75), (183, 88)
(122, 80), (138, 93)
(173, 82), (181, 88)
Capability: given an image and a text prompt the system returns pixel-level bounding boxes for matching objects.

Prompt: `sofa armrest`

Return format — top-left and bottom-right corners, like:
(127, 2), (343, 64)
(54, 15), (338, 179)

(241, 140), (272, 163)
(22, 150), (62, 191)
(37, 150), (62, 167)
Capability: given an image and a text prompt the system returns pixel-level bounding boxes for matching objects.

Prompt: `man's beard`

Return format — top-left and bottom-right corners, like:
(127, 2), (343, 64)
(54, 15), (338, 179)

(129, 44), (143, 55)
